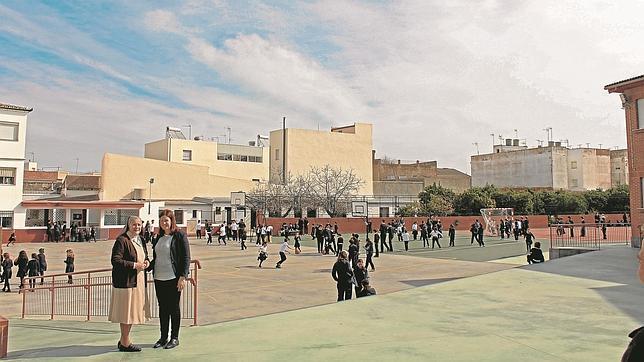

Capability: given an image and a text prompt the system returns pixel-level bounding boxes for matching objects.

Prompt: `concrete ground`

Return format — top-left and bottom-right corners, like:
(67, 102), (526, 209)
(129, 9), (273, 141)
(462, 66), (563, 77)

(2, 233), (641, 361)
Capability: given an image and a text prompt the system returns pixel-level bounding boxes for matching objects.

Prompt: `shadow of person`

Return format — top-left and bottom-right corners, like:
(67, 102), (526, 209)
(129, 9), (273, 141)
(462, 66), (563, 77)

(7, 345), (121, 359)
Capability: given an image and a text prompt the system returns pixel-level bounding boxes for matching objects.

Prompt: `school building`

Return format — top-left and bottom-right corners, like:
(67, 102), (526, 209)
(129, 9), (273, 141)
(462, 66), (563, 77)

(605, 75), (644, 246)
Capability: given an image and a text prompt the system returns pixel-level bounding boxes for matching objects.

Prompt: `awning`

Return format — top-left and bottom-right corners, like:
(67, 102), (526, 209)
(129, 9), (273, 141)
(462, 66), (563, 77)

(21, 200), (144, 209)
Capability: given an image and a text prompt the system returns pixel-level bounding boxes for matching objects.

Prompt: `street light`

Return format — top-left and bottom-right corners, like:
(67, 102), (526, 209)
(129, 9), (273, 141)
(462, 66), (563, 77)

(148, 178), (155, 214)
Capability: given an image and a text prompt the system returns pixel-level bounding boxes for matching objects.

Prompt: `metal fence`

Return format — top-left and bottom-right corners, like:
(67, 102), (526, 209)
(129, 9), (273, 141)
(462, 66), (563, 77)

(19, 260), (201, 326)
(549, 223), (631, 250)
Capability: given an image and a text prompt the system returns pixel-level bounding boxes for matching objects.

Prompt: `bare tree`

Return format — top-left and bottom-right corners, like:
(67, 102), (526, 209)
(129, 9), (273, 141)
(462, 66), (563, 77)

(308, 165), (364, 217)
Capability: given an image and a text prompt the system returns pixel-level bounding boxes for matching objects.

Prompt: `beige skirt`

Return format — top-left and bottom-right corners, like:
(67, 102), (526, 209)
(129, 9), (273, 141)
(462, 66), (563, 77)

(108, 241), (150, 324)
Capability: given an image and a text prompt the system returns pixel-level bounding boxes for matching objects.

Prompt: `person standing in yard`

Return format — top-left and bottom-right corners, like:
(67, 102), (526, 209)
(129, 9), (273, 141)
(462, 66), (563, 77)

(332, 251), (353, 301)
(275, 236), (292, 269)
(524, 228), (536, 253)
(448, 224), (456, 247)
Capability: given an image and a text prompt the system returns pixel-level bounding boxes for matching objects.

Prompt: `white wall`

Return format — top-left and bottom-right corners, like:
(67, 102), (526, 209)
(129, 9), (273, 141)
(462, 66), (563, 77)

(0, 108), (28, 217)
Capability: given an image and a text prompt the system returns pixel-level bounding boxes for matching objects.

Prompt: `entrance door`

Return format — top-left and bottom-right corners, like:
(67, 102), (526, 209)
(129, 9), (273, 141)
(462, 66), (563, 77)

(225, 207), (232, 224)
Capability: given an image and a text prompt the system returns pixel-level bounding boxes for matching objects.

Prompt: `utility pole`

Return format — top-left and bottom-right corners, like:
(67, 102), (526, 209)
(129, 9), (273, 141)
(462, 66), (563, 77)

(472, 142), (479, 155)
(282, 117), (286, 185)
(148, 178), (155, 214)
(514, 129), (518, 138)
(225, 127), (231, 144)
(74, 158), (79, 174)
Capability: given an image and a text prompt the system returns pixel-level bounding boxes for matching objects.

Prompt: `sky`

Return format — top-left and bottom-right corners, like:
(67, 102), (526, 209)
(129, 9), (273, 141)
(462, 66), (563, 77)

(0, 0), (642, 174)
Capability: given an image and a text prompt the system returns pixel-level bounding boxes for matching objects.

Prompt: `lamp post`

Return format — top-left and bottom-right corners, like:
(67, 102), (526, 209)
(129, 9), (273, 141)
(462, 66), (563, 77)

(148, 178), (155, 215)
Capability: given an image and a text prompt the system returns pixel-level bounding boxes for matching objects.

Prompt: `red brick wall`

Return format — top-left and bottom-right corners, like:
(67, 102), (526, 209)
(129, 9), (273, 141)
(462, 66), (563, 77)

(623, 85), (644, 246)
(258, 213), (627, 235)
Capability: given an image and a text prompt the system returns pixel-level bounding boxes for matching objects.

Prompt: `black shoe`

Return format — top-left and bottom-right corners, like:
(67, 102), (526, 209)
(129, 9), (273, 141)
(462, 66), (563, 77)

(153, 339), (167, 348)
(118, 341), (141, 352)
(164, 339), (179, 349)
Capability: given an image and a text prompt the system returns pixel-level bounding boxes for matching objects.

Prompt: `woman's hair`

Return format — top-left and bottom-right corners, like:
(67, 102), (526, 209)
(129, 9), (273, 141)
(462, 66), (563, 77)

(66, 249), (75, 257)
(3, 252), (9, 258)
(124, 215), (142, 234)
(337, 250), (348, 261)
(31, 253), (37, 259)
(19, 250), (27, 259)
(158, 209), (179, 236)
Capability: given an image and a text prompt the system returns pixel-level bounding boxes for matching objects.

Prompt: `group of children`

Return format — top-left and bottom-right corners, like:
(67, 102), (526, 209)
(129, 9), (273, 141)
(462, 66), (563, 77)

(0, 247), (75, 292)
(256, 232), (302, 268)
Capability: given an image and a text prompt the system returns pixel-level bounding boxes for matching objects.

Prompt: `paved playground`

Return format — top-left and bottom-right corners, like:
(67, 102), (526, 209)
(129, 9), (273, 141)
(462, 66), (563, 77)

(1, 231), (641, 361)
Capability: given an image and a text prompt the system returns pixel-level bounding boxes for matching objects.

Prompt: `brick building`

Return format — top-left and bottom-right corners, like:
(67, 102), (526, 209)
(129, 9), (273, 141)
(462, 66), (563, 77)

(605, 75), (644, 247)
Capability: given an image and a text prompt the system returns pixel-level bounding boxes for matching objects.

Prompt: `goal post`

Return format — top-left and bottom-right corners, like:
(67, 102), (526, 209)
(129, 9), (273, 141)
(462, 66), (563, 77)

(480, 208), (514, 235)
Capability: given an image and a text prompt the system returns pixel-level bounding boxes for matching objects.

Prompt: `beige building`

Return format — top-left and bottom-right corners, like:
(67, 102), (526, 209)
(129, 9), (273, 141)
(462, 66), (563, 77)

(372, 153), (471, 195)
(269, 123), (373, 195)
(471, 142), (628, 190)
(610, 149), (629, 187)
(145, 137), (269, 182)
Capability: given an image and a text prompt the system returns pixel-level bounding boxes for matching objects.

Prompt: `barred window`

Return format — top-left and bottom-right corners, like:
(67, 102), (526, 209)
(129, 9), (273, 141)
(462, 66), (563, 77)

(0, 167), (16, 185)
(25, 209), (63, 227)
(174, 210), (184, 225)
(104, 209), (139, 226)
(0, 210), (13, 228)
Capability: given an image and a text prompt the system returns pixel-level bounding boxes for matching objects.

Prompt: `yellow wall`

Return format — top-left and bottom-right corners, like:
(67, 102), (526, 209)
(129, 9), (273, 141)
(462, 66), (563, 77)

(100, 153), (254, 201)
(269, 123), (373, 195)
(144, 139), (269, 181)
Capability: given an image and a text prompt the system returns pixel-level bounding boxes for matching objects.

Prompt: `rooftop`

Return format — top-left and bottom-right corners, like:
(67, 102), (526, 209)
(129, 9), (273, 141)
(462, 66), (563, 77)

(0, 102), (33, 112)
(604, 74), (644, 92)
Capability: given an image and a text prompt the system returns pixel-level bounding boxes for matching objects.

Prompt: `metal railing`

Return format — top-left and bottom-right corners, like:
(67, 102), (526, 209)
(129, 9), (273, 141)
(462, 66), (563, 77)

(19, 260), (202, 326)
(549, 223), (631, 249)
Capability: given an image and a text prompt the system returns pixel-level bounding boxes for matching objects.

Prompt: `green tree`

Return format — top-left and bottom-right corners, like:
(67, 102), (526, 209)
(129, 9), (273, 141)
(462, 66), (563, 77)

(583, 189), (608, 213)
(605, 185), (630, 212)
(421, 195), (455, 216)
(454, 187), (495, 215)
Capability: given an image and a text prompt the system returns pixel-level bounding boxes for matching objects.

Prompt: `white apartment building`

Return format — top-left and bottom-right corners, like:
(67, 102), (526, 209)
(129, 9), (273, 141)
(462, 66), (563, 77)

(471, 140), (628, 191)
(0, 102), (32, 228)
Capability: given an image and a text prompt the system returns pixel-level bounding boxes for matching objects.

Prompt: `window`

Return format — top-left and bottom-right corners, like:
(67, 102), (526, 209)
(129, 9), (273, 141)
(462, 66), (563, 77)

(240, 155), (248, 162)
(641, 178), (644, 208)
(217, 153), (232, 161)
(0, 167), (16, 185)
(104, 209), (138, 226)
(192, 210), (198, 218)
(215, 207), (221, 215)
(0, 211), (13, 228)
(570, 161), (577, 169)
(25, 209), (65, 227)
(638, 99), (644, 129)
(0, 122), (18, 141)
(174, 210), (184, 224)
(571, 179), (578, 187)
(182, 150), (192, 161)
(275, 149), (280, 161)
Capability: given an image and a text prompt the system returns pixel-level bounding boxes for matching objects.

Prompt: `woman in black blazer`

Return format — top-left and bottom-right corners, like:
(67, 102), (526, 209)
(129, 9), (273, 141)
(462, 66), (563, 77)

(149, 209), (191, 350)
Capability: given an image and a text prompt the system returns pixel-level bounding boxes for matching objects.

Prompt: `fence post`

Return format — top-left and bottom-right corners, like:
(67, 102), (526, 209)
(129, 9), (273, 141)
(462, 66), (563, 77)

(193, 263), (198, 326)
(50, 276), (55, 320)
(87, 272), (91, 321)
(0, 315), (8, 359)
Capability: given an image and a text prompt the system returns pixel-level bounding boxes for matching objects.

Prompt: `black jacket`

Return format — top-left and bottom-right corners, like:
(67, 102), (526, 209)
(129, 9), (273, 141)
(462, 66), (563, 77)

(14, 257), (28, 278)
(332, 259), (353, 286)
(149, 230), (191, 279)
(37, 253), (47, 271)
(111, 233), (148, 288)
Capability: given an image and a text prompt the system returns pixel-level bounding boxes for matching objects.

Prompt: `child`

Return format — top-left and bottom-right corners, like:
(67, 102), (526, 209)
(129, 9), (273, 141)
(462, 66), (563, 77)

(64, 249), (75, 284)
(275, 237), (292, 269)
(402, 229), (411, 251)
(27, 253), (40, 289)
(6, 232), (16, 247)
(257, 241), (268, 268)
(14, 250), (28, 289)
(37, 248), (47, 285)
(293, 232), (301, 254)
(448, 224), (456, 247)
(336, 236), (344, 256)
(2, 252), (12, 292)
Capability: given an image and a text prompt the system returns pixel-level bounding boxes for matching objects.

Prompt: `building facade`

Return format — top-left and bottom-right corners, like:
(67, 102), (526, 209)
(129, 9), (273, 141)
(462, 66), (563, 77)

(471, 143), (626, 191)
(0, 103), (31, 229)
(605, 75), (644, 246)
(372, 153), (471, 195)
(269, 123), (373, 195)
(145, 137), (269, 182)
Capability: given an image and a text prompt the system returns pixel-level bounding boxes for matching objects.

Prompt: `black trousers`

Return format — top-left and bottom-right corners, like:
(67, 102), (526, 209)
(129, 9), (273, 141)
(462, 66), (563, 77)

(449, 235), (455, 247)
(155, 278), (182, 340)
(277, 252), (287, 266)
(422, 235), (429, 247)
(404, 240), (409, 251)
(366, 253), (375, 270)
(337, 283), (352, 301)
(336, 243), (343, 256)
(380, 233), (387, 252)
(432, 237), (441, 248)
(317, 239), (323, 253)
(196, 230), (201, 239)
